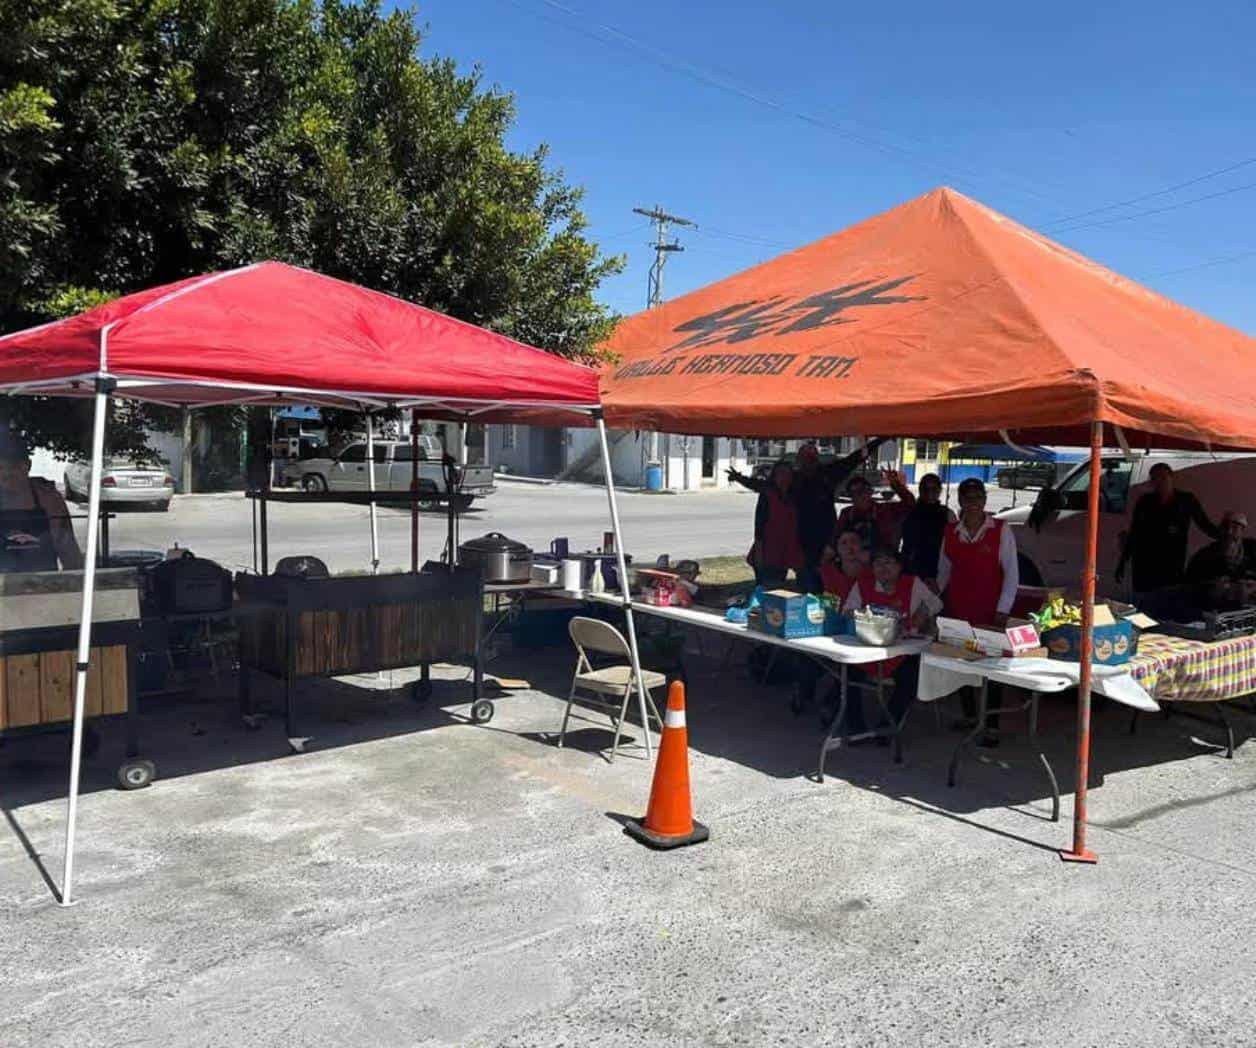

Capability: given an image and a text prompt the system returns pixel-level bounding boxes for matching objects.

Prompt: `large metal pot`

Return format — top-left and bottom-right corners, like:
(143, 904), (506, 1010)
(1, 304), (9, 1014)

(459, 532), (533, 582)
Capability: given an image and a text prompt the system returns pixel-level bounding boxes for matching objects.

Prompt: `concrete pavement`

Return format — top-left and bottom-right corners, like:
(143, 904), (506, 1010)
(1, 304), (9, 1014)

(2, 630), (1255, 1047)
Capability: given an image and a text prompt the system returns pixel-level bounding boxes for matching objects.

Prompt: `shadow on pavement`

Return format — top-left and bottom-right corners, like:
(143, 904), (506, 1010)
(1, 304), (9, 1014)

(483, 627), (1256, 848)
(0, 668), (480, 810)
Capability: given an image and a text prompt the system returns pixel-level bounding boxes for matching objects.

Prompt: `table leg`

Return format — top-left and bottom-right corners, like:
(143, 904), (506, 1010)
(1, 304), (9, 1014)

(125, 640), (140, 759)
(1168, 702), (1236, 759)
(1027, 693), (1060, 822)
(816, 663), (849, 784)
(285, 612), (306, 753)
(1219, 706), (1236, 759)
(863, 674), (907, 765)
(948, 681), (987, 787)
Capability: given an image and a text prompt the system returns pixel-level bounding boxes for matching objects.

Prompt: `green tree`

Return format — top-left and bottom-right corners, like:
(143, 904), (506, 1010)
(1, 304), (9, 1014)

(0, 0), (621, 459)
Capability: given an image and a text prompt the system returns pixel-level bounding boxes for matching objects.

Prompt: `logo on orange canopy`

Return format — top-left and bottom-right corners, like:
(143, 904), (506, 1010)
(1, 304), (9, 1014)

(666, 274), (924, 353)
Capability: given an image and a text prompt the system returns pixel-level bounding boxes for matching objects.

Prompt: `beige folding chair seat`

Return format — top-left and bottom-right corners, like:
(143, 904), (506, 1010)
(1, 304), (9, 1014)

(560, 616), (666, 761)
(575, 665), (667, 691)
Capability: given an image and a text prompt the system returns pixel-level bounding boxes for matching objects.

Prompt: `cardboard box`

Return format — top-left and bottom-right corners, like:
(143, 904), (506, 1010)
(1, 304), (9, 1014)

(1036, 601), (1149, 666)
(933, 617), (1044, 659)
(1040, 620), (1139, 665)
(929, 640), (1049, 662)
(753, 589), (827, 639)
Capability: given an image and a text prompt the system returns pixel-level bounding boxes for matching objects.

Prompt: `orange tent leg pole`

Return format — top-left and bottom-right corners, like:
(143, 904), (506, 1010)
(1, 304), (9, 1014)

(1061, 420), (1103, 864)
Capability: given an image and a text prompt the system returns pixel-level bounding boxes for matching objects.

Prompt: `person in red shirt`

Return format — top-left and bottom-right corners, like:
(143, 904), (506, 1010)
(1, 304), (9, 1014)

(729, 460), (803, 587)
(937, 477), (1020, 746)
(835, 471), (916, 555)
(834, 548), (941, 741)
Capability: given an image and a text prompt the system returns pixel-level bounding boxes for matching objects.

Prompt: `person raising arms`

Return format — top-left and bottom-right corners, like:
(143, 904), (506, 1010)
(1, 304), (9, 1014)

(727, 459), (803, 588)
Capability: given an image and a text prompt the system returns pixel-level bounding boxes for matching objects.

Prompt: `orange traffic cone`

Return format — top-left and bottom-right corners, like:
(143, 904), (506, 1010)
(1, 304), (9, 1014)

(625, 681), (709, 850)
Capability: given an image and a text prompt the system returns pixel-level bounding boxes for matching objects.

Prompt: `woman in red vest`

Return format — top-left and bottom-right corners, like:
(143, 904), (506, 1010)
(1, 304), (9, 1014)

(836, 547), (941, 741)
(819, 527), (868, 603)
(729, 460), (803, 588)
(936, 477), (1021, 745)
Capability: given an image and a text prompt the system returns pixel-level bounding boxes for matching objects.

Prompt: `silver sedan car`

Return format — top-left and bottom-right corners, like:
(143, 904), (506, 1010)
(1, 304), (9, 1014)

(64, 459), (174, 511)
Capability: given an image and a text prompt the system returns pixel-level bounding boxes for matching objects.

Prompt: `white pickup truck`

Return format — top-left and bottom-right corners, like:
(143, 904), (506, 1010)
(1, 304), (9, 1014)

(1000, 452), (1256, 600)
(281, 436), (496, 510)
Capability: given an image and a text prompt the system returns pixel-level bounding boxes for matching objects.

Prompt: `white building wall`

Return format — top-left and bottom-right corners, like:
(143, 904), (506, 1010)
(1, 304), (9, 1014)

(568, 431), (750, 490)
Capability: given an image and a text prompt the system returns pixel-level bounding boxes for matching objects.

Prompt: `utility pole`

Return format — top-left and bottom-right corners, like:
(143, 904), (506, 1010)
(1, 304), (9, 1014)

(633, 205), (697, 476)
(633, 204), (697, 308)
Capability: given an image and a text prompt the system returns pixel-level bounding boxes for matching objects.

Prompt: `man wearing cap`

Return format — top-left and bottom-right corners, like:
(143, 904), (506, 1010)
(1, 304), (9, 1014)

(792, 438), (884, 592)
(0, 429), (83, 572)
(1187, 510), (1256, 588)
(936, 478), (1019, 744)
(1117, 462), (1219, 598)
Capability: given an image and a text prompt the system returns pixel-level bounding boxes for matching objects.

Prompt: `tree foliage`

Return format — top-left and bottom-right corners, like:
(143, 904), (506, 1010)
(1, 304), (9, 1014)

(0, 0), (622, 458)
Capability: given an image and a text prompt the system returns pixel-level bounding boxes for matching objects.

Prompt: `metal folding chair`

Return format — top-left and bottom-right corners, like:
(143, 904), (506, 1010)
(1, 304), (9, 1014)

(559, 616), (666, 761)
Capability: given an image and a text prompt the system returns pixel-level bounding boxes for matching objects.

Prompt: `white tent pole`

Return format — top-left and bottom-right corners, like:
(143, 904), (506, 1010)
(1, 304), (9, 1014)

(596, 414), (652, 759)
(365, 408), (379, 574)
(60, 379), (111, 906)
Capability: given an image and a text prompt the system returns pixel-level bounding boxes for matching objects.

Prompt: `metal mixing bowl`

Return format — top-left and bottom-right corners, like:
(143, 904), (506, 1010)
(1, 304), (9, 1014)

(853, 609), (902, 646)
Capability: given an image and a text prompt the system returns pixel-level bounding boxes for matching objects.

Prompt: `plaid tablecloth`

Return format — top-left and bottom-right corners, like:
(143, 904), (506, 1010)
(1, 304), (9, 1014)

(1127, 632), (1256, 703)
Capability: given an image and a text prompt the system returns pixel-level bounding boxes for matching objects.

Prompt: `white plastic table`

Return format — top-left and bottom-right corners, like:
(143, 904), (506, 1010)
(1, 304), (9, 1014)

(917, 653), (1158, 821)
(582, 592), (930, 779)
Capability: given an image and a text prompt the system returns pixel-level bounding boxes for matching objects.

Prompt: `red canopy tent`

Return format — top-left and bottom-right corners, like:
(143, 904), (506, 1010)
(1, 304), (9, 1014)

(599, 187), (1256, 862)
(0, 262), (653, 904)
(0, 260), (599, 414)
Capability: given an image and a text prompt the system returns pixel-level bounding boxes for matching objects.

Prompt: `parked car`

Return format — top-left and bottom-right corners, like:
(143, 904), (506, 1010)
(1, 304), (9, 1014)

(999, 452), (1256, 599)
(64, 459), (175, 511)
(271, 415), (329, 461)
(281, 438), (496, 510)
(995, 461), (1056, 490)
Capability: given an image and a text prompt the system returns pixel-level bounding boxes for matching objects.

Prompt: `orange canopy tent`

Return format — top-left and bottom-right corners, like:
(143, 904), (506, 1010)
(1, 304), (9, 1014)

(600, 187), (1256, 449)
(600, 187), (1256, 863)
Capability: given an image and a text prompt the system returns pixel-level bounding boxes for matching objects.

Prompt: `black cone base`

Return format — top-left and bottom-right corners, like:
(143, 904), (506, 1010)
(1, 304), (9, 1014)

(624, 817), (710, 850)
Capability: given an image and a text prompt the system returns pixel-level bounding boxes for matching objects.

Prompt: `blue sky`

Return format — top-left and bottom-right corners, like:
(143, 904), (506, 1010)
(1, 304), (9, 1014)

(406, 0), (1256, 333)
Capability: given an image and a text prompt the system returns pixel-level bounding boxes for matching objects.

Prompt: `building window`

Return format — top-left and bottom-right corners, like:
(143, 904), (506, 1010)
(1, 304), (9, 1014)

(502, 425), (517, 450)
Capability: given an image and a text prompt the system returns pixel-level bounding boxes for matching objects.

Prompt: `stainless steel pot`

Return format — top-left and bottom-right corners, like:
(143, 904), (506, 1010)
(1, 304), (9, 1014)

(459, 532), (533, 582)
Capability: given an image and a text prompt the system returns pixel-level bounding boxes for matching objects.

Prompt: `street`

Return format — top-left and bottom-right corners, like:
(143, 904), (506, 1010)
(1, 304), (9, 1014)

(75, 479), (1024, 573)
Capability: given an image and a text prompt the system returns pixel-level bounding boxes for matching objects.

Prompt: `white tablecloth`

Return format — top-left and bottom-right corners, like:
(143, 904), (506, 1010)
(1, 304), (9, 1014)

(917, 653), (1159, 712)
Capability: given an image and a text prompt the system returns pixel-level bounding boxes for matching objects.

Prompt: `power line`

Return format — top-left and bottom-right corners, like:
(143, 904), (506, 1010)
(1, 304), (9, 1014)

(511, 0), (1064, 214)
(1051, 177), (1256, 233)
(504, 2), (1256, 286)
(695, 225), (791, 249)
(1045, 156), (1256, 228)
(512, 0), (1256, 263)
(589, 220), (651, 244)
(1149, 248), (1256, 279)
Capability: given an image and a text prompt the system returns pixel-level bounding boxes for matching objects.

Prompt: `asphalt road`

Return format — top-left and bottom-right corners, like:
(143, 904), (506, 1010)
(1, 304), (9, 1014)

(74, 480), (1024, 573)
(74, 481), (756, 573)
